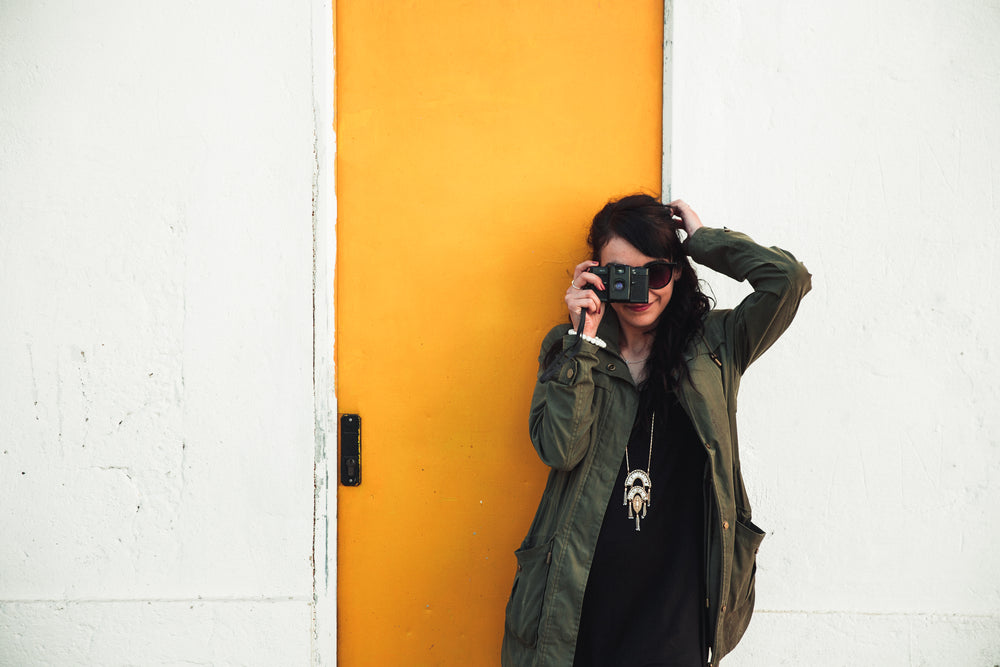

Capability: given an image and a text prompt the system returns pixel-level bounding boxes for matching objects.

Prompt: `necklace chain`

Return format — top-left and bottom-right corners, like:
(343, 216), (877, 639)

(623, 412), (655, 531)
(624, 411), (654, 473)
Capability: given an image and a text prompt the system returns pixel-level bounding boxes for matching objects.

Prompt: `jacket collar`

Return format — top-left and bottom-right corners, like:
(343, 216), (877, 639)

(594, 307), (711, 385)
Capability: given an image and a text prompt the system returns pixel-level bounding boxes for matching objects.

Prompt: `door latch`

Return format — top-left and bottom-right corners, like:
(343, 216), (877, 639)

(340, 413), (361, 486)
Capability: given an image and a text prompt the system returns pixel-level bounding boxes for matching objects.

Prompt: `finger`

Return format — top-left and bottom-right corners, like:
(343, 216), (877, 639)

(572, 272), (605, 291)
(565, 292), (602, 315)
(581, 297), (603, 327)
(570, 291), (602, 314)
(669, 200), (692, 216)
(572, 267), (605, 291)
(570, 261), (600, 287)
(565, 291), (594, 308)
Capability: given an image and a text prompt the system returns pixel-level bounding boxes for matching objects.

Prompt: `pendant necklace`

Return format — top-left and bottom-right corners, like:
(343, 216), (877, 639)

(623, 411), (654, 531)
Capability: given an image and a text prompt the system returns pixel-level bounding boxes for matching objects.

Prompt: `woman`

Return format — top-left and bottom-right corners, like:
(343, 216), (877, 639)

(501, 195), (811, 667)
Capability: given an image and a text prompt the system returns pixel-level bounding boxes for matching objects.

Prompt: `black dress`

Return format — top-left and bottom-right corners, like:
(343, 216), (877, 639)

(573, 386), (708, 667)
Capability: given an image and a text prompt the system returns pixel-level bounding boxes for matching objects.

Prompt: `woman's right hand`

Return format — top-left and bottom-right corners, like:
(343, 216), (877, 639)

(565, 260), (605, 337)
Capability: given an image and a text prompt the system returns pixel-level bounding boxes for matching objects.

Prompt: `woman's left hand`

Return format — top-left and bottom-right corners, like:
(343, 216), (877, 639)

(668, 199), (704, 238)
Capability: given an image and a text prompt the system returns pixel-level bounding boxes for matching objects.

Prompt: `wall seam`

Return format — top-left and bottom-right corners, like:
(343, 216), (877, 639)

(662, 0), (674, 201)
(310, 0), (338, 665)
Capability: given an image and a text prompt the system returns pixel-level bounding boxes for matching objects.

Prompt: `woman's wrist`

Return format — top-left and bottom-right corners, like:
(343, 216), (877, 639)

(568, 329), (607, 349)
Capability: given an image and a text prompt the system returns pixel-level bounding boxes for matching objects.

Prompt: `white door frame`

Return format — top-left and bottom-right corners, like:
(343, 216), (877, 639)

(309, 2), (674, 663)
(310, 0), (338, 664)
(662, 0), (675, 201)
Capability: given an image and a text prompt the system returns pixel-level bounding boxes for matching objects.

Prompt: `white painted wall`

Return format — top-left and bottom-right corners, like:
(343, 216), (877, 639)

(1, 1), (321, 664)
(669, 1), (1000, 664)
(5, 0), (999, 664)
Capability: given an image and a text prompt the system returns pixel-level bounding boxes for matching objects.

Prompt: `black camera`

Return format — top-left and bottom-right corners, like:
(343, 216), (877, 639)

(586, 264), (649, 303)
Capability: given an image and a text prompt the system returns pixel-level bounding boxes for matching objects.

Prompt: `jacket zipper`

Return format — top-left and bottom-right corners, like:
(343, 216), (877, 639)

(676, 383), (721, 665)
(674, 333), (731, 665)
(703, 460), (723, 666)
(703, 461), (712, 615)
(702, 340), (724, 665)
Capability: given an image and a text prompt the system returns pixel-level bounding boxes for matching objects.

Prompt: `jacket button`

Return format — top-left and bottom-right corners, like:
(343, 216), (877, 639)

(566, 368), (574, 379)
(721, 604), (727, 613)
(607, 363), (616, 371)
(723, 521), (730, 530)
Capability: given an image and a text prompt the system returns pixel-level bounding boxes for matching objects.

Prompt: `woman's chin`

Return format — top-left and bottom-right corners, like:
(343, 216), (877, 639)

(616, 307), (662, 331)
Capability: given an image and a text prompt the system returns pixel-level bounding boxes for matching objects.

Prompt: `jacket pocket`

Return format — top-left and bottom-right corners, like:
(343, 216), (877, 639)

(722, 519), (764, 653)
(504, 537), (554, 648)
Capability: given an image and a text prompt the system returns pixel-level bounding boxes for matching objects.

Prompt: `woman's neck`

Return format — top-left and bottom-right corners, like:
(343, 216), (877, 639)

(619, 325), (653, 384)
(619, 324), (654, 361)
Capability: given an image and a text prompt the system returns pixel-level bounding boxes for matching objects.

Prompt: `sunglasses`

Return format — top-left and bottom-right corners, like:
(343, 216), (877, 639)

(645, 260), (679, 289)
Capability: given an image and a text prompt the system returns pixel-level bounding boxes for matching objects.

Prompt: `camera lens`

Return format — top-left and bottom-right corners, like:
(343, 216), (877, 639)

(614, 280), (625, 291)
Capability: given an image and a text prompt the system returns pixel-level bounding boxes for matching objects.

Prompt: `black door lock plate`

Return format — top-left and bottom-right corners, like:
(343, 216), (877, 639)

(340, 413), (361, 486)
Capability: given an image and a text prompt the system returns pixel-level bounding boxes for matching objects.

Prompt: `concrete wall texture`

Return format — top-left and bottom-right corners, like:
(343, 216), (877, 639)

(1, 0), (998, 666)
(670, 1), (1000, 665)
(1, 1), (318, 664)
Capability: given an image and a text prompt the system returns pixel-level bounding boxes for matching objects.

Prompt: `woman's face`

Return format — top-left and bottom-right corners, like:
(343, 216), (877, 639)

(599, 235), (679, 335)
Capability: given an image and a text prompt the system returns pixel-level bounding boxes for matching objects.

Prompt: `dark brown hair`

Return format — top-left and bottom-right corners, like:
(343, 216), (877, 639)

(543, 194), (712, 401)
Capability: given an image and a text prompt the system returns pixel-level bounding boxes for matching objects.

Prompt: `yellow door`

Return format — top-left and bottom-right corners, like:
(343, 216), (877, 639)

(336, 2), (663, 663)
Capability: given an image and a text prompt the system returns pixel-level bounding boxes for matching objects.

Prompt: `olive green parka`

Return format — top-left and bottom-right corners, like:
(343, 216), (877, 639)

(501, 227), (811, 666)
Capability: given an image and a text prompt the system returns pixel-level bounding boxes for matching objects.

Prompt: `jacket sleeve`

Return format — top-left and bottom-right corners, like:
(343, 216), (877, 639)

(685, 226), (812, 374)
(527, 326), (602, 471)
